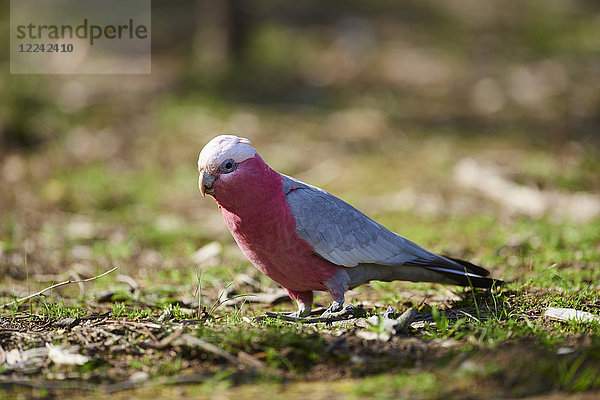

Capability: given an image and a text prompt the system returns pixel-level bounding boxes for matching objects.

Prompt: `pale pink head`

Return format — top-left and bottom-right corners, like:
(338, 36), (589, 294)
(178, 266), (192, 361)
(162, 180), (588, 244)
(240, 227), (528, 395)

(197, 135), (258, 197)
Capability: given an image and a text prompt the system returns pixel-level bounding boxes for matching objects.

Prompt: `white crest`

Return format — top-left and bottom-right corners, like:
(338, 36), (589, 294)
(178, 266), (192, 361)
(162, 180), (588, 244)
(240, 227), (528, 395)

(198, 135), (257, 172)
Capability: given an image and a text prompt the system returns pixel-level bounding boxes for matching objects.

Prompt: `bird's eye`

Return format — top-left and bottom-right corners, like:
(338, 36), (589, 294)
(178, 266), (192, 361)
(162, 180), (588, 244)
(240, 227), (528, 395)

(219, 159), (237, 173)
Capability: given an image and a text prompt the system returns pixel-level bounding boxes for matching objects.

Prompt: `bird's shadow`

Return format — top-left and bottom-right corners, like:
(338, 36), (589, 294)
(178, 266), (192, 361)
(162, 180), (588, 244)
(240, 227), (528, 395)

(254, 287), (517, 327)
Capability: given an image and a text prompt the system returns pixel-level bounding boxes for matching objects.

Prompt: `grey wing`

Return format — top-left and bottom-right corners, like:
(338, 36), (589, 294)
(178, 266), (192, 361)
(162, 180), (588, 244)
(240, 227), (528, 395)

(281, 174), (438, 268)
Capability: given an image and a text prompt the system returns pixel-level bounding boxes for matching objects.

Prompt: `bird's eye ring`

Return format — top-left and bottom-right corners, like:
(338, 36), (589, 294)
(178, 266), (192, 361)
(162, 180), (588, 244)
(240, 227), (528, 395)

(219, 159), (237, 173)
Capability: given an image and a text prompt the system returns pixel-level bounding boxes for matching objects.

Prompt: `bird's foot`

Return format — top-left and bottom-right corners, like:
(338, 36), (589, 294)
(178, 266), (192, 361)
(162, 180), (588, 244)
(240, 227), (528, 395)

(383, 305), (395, 319)
(320, 303), (355, 318)
(258, 306), (355, 323)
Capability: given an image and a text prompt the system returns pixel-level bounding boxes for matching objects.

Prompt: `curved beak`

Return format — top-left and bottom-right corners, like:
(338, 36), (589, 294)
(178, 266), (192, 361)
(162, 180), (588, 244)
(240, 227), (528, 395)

(199, 172), (216, 197)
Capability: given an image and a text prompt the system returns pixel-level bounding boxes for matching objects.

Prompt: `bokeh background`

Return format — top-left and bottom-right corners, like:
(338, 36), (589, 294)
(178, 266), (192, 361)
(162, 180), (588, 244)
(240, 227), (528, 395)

(1, 0), (599, 302)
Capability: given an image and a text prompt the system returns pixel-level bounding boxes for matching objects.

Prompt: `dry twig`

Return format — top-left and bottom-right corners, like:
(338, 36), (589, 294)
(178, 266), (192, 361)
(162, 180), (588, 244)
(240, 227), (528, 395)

(0, 266), (118, 309)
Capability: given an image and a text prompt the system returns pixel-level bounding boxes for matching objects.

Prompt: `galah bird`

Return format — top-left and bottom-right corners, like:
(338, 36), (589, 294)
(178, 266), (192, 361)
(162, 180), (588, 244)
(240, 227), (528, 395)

(198, 135), (500, 317)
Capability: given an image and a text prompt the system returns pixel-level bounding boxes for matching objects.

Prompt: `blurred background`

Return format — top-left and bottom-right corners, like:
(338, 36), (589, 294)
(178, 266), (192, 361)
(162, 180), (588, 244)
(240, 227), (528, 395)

(1, 0), (599, 303)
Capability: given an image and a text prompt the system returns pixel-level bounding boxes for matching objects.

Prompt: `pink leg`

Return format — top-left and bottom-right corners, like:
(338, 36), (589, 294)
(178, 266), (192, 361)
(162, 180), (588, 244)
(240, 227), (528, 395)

(286, 289), (313, 317)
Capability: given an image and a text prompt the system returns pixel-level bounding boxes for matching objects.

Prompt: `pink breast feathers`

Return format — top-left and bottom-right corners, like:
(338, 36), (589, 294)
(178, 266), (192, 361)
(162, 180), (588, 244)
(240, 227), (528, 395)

(214, 156), (341, 292)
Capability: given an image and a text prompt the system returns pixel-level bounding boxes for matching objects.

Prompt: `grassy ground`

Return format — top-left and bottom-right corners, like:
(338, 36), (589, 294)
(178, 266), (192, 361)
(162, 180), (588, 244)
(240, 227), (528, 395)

(1, 114), (599, 399)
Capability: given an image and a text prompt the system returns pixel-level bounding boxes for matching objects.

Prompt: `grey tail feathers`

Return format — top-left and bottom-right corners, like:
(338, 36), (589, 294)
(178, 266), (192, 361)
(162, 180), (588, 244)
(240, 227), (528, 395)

(409, 255), (502, 288)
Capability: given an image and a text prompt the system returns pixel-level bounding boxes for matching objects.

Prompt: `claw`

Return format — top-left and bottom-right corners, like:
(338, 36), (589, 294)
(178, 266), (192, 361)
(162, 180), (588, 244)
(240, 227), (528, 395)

(321, 295), (345, 316)
(383, 305), (395, 319)
(321, 304), (354, 318)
